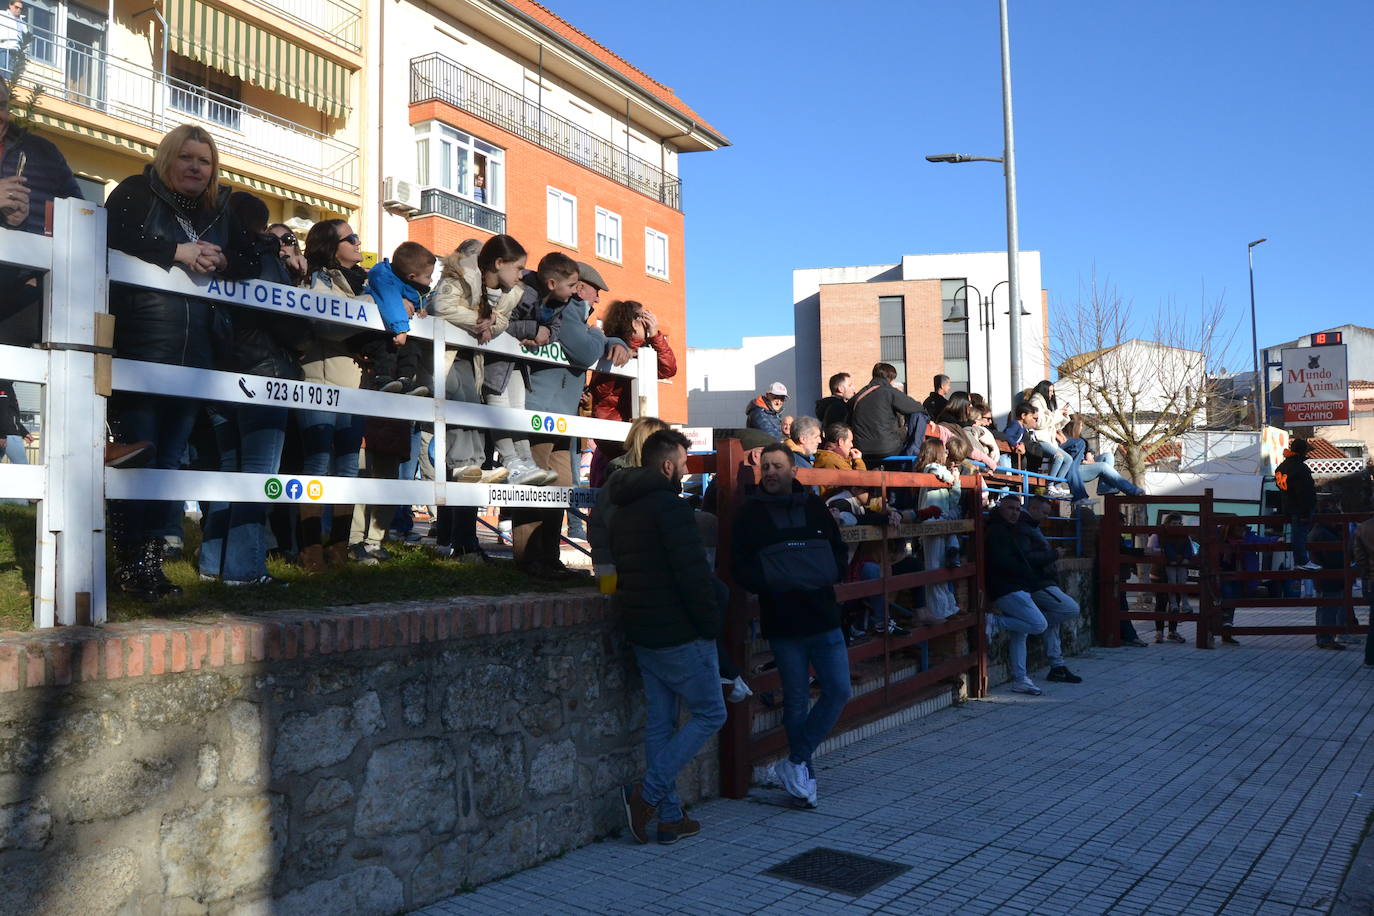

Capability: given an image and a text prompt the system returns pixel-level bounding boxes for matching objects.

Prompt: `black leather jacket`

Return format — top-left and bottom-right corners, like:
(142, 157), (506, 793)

(106, 166), (257, 368)
(225, 235), (308, 380)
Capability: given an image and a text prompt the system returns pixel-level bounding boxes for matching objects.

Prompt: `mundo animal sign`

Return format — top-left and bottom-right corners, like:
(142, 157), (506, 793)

(1281, 345), (1349, 425)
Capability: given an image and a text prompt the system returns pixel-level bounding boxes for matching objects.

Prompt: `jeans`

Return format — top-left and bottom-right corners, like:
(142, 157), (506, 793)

(1038, 436), (1073, 482)
(994, 591), (1049, 680)
(1073, 454), (1145, 501)
(3, 435), (26, 464)
(445, 354), (486, 470)
(1290, 516), (1313, 567)
(1031, 585), (1080, 668)
(769, 628), (852, 767)
(298, 409), (364, 535)
(199, 405), (287, 582)
(1316, 578), (1343, 646)
(634, 639), (727, 822)
(109, 393), (199, 544)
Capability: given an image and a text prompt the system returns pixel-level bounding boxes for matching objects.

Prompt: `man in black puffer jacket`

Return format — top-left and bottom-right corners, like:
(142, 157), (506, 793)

(849, 362), (923, 462)
(611, 429), (727, 847)
(731, 442), (851, 809)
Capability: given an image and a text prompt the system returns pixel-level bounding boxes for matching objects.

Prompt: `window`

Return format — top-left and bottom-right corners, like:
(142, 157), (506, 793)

(645, 227), (669, 279)
(168, 54), (242, 131)
(413, 121), (505, 210)
(595, 207), (621, 262)
(878, 295), (906, 385)
(547, 187), (577, 247)
(23, 0), (57, 65)
(940, 278), (970, 393)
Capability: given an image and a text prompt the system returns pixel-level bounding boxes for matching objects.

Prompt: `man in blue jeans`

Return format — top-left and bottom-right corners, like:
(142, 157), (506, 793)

(732, 442), (851, 808)
(1019, 496), (1085, 682)
(611, 429), (727, 845)
(985, 495), (1053, 695)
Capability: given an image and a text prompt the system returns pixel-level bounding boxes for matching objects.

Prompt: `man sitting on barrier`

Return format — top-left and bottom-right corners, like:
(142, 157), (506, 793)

(1018, 495), (1085, 683)
(613, 429), (727, 846)
(985, 495), (1056, 696)
(1276, 438), (1322, 572)
(732, 441), (851, 808)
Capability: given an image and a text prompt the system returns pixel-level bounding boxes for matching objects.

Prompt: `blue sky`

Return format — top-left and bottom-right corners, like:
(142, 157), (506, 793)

(551, 0), (1374, 366)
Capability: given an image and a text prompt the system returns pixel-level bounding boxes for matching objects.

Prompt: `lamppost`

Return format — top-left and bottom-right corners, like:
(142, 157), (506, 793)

(926, 0), (1024, 405)
(945, 283), (991, 397)
(1247, 237), (1268, 428)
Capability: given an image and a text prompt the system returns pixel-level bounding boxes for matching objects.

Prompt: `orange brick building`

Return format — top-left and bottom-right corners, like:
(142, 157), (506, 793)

(369, 0), (727, 423)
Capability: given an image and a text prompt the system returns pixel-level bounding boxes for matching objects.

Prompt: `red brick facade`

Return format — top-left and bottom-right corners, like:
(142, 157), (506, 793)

(818, 279), (944, 398)
(406, 100), (688, 422)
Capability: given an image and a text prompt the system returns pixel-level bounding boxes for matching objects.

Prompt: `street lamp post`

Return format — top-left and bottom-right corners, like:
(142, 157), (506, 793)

(945, 283), (993, 397)
(1248, 237), (1268, 427)
(925, 0), (1025, 405)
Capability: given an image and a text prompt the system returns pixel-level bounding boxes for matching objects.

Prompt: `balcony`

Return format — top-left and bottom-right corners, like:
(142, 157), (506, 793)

(240, 0), (362, 52)
(410, 53), (683, 211)
(417, 188), (506, 234)
(18, 28), (359, 196)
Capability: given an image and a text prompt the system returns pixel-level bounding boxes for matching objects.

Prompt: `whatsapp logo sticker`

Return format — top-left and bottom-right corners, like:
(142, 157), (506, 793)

(264, 477), (283, 500)
(530, 415), (543, 432)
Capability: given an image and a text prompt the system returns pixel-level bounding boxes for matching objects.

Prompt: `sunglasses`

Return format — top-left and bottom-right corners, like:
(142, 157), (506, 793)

(275, 232), (298, 247)
(339, 233), (360, 246)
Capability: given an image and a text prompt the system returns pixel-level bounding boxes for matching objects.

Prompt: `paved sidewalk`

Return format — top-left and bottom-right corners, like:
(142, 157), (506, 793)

(415, 611), (1374, 915)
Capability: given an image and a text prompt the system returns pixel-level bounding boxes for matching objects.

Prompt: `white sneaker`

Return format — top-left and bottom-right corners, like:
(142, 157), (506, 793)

(1048, 485), (1071, 499)
(1297, 561), (1323, 571)
(509, 462), (545, 486)
(721, 676), (753, 703)
(1009, 677), (1043, 696)
(479, 467), (509, 484)
(532, 468), (560, 486)
(768, 759), (816, 803)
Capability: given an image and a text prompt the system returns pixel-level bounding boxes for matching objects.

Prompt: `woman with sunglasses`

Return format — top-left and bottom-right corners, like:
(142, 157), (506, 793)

(267, 223), (308, 285)
(295, 218), (369, 571)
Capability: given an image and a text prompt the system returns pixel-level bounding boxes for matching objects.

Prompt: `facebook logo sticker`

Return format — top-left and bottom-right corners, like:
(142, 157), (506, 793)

(543, 416), (555, 432)
(285, 478), (304, 500)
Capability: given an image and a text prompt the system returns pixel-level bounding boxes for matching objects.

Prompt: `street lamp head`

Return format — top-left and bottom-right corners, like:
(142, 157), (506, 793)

(944, 301), (969, 323)
(1248, 238), (1268, 248)
(925, 154), (961, 163)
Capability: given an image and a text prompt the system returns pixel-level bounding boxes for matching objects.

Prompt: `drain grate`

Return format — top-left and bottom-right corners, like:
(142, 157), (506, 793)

(763, 847), (910, 897)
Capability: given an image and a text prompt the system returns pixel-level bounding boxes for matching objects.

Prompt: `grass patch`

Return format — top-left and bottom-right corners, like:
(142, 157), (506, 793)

(0, 504), (38, 632)
(0, 504), (561, 628)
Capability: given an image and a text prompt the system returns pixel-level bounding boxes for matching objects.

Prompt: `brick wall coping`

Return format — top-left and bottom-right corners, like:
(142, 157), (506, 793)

(0, 591), (614, 694)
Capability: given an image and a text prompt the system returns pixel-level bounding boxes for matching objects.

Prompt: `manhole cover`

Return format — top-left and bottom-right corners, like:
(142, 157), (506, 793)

(763, 847), (910, 897)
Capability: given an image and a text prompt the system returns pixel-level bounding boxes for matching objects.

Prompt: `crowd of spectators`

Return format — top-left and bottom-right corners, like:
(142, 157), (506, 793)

(0, 110), (678, 597)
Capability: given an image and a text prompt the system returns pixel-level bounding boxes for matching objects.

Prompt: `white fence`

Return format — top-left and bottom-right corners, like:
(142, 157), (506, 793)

(0, 199), (652, 628)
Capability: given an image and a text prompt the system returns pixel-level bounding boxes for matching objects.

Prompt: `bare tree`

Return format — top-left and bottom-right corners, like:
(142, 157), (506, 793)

(1051, 274), (1237, 485)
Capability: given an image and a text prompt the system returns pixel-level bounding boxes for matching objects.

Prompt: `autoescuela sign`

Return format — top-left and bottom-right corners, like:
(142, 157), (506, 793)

(1281, 345), (1349, 425)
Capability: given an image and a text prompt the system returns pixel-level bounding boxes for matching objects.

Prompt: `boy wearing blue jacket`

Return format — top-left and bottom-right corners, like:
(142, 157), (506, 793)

(349, 241), (435, 395)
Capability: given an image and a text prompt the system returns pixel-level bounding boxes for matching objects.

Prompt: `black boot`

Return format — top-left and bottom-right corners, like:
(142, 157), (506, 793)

(139, 537), (182, 599)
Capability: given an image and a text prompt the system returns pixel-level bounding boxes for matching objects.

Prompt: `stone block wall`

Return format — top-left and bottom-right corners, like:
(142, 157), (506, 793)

(0, 593), (716, 915)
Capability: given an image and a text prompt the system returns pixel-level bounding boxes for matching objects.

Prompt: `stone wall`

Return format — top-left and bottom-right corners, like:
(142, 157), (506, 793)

(0, 593), (716, 915)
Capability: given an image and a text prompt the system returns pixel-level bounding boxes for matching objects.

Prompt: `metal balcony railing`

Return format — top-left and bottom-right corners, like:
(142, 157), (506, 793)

(17, 28), (359, 195)
(240, 0), (362, 52)
(410, 53), (683, 211)
(418, 188), (506, 233)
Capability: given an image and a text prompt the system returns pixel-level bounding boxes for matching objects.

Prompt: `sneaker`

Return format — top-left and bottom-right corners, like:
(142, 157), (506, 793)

(104, 440), (155, 468)
(1167, 632), (1186, 644)
(1047, 665), (1083, 683)
(620, 783), (656, 845)
(656, 814), (701, 845)
(721, 675), (753, 703)
(1317, 642), (1347, 650)
(1297, 561), (1323, 571)
(1009, 677), (1043, 696)
(768, 758), (816, 802)
(377, 377), (405, 394)
(433, 545), (455, 558)
(534, 468), (561, 486)
(883, 619), (911, 637)
(1047, 485), (1072, 499)
(509, 463), (545, 486)
(1221, 635), (1241, 646)
(479, 467), (509, 484)
(1123, 637), (1148, 647)
(348, 544), (380, 566)
(224, 575), (287, 588)
(450, 465), (483, 483)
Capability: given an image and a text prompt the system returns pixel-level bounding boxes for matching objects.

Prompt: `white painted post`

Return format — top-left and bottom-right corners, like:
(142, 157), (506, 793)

(39, 198), (108, 626)
(430, 317), (447, 507)
(635, 350), (659, 419)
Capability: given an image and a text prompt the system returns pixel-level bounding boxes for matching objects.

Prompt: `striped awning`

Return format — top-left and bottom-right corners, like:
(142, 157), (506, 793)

(31, 112), (353, 212)
(165, 0), (350, 119)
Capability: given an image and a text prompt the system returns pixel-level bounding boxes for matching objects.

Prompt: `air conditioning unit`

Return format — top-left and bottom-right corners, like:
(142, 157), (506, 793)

(382, 177), (420, 214)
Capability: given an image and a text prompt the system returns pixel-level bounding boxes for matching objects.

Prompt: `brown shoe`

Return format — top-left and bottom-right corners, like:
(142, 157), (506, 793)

(656, 814), (701, 845)
(621, 783), (656, 844)
(105, 440), (154, 468)
(299, 544), (326, 573)
(326, 542), (349, 568)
